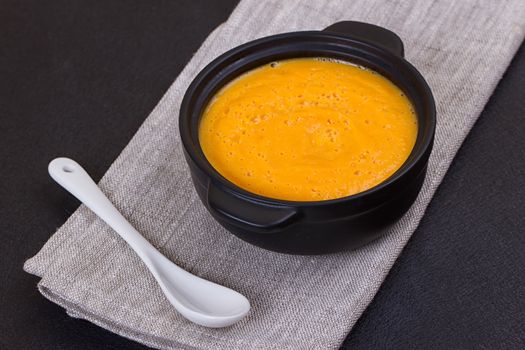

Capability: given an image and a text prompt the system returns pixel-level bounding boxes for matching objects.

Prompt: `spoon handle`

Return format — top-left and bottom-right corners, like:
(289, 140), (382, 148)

(48, 158), (159, 263)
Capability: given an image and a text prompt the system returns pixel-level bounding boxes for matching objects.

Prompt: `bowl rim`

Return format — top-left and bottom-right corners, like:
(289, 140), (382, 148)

(179, 30), (436, 208)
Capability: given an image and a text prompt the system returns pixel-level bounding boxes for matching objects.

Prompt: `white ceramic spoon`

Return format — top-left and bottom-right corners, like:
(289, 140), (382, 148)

(48, 157), (250, 328)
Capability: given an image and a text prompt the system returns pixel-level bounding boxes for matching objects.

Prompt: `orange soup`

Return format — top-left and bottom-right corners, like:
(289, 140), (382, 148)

(199, 58), (417, 201)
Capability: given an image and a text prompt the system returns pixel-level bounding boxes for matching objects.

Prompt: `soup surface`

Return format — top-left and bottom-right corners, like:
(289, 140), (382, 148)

(199, 58), (417, 201)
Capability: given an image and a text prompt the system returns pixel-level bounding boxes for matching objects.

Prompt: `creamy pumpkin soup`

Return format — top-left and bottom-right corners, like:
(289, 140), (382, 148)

(199, 58), (417, 201)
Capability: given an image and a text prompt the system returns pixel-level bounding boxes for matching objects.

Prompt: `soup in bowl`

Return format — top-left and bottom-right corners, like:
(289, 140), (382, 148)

(199, 58), (418, 201)
(179, 21), (435, 254)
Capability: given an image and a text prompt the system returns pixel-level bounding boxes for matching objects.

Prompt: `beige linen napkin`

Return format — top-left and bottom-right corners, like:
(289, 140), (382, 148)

(24, 0), (525, 349)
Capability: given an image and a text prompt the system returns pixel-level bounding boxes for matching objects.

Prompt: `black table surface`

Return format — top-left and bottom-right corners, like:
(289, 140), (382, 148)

(2, 1), (525, 349)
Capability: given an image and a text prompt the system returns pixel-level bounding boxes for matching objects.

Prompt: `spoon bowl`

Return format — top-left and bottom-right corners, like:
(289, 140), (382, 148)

(146, 248), (251, 327)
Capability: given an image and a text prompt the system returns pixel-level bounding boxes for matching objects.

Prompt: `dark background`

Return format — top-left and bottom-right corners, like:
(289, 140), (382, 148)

(2, 0), (524, 349)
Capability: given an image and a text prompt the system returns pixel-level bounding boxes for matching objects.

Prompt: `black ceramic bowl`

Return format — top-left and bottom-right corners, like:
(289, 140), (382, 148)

(179, 21), (436, 255)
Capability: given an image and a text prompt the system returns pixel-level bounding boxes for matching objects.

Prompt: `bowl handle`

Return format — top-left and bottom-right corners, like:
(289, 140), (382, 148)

(207, 183), (299, 230)
(323, 21), (404, 57)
